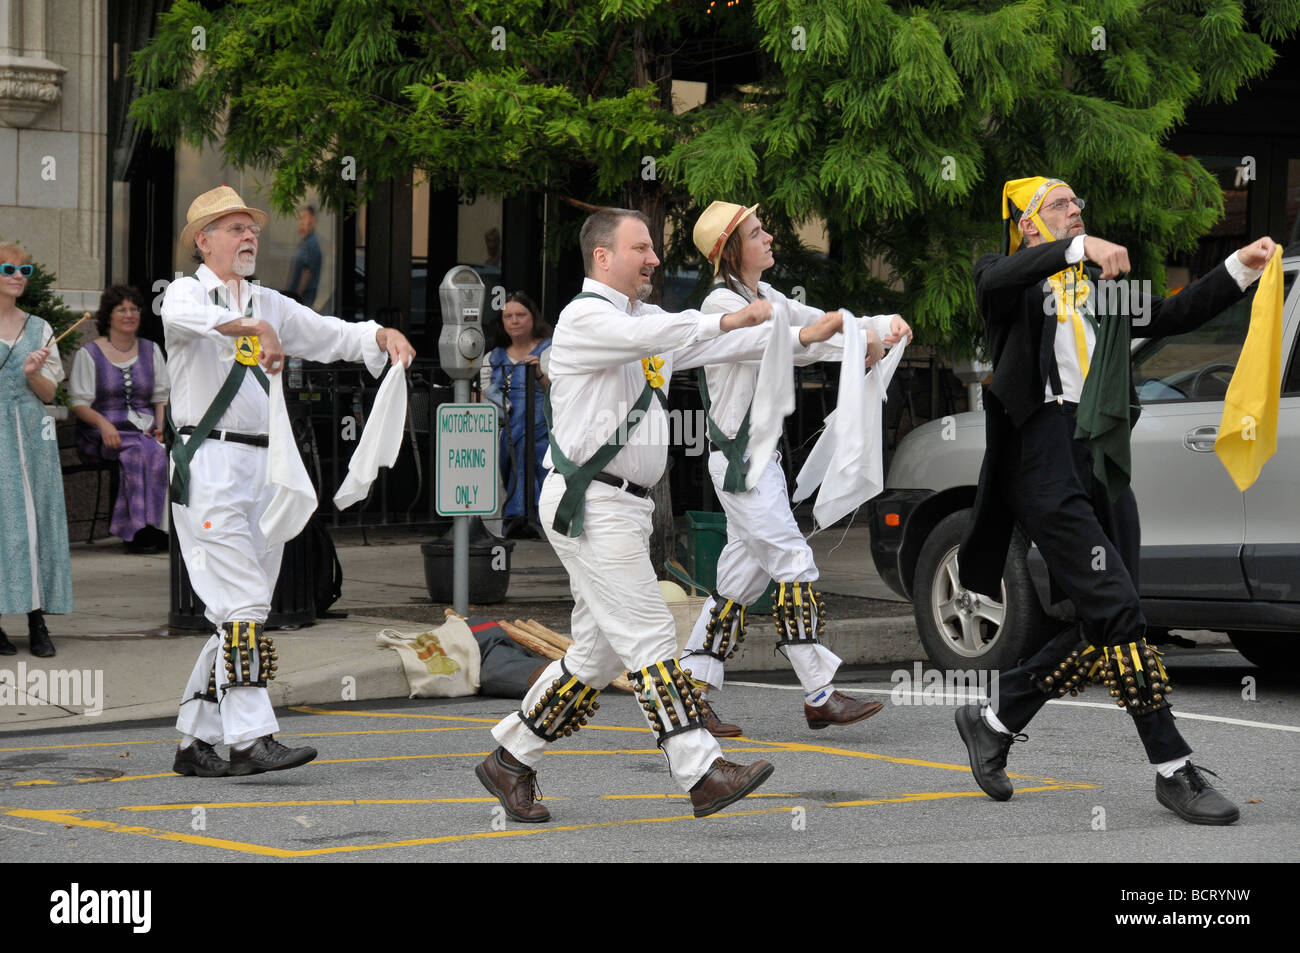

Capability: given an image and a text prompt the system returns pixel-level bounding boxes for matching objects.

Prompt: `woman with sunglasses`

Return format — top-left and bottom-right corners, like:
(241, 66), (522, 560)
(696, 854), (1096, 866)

(68, 285), (171, 553)
(0, 242), (72, 657)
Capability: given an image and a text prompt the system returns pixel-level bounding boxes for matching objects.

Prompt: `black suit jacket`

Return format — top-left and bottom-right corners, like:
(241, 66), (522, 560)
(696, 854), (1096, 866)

(956, 238), (1248, 599)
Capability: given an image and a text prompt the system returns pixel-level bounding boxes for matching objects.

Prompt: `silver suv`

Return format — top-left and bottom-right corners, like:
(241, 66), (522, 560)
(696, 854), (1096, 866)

(867, 255), (1300, 671)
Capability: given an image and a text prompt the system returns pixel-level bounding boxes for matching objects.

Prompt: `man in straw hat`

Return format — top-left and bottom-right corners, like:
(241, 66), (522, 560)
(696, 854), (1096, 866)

(679, 200), (907, 736)
(953, 175), (1275, 824)
(475, 207), (847, 823)
(165, 185), (414, 778)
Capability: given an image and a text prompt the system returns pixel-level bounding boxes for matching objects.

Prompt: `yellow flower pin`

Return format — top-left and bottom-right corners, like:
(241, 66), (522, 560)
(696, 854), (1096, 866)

(642, 355), (665, 389)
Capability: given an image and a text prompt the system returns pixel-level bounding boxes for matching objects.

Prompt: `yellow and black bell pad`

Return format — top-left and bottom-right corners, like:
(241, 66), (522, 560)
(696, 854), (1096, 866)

(521, 660), (602, 742)
(698, 592), (749, 662)
(631, 658), (707, 746)
(234, 335), (261, 367)
(1032, 638), (1171, 715)
(772, 582), (826, 647)
(221, 621), (278, 689)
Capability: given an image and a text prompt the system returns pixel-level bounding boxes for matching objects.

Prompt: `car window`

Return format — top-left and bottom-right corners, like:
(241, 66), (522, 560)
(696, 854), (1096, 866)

(1133, 269), (1298, 403)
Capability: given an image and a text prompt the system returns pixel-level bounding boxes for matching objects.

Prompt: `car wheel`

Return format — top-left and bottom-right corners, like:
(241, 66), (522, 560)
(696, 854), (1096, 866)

(912, 509), (1055, 672)
(1227, 631), (1300, 671)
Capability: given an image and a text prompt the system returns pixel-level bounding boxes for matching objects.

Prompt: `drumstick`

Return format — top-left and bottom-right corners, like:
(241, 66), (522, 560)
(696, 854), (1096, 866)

(42, 312), (94, 349)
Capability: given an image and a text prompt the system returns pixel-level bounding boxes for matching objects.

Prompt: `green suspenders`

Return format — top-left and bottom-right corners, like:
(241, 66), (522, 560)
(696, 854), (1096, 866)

(543, 291), (667, 538)
(168, 283), (270, 506)
(698, 372), (752, 493)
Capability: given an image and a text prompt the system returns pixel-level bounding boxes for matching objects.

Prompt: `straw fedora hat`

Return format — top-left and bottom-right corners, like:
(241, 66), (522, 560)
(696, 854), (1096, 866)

(180, 185), (269, 251)
(692, 201), (760, 273)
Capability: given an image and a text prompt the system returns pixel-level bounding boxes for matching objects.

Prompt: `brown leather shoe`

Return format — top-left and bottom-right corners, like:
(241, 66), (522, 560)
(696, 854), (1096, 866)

(475, 747), (550, 823)
(689, 758), (774, 818)
(805, 690), (884, 729)
(700, 696), (743, 738)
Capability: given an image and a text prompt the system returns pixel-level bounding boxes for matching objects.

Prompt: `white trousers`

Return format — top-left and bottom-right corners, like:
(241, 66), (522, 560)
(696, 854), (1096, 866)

(172, 441), (281, 746)
(491, 473), (721, 790)
(682, 452), (841, 692)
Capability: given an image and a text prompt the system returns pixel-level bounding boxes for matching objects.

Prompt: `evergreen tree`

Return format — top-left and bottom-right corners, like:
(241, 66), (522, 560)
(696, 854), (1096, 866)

(131, 1), (1298, 356)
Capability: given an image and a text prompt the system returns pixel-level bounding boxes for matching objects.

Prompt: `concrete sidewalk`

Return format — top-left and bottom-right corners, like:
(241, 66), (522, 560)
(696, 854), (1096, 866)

(0, 523), (918, 733)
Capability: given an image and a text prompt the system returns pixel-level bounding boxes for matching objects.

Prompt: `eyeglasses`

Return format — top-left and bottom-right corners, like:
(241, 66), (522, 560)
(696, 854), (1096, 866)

(213, 223), (263, 238)
(1043, 196), (1085, 213)
(0, 264), (34, 277)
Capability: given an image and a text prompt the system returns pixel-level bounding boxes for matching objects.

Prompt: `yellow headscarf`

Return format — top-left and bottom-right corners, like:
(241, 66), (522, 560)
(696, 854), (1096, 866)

(1001, 176), (1068, 254)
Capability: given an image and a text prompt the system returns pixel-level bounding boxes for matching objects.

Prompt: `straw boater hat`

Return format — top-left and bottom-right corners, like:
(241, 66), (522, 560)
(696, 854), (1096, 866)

(179, 185), (269, 251)
(692, 201), (760, 273)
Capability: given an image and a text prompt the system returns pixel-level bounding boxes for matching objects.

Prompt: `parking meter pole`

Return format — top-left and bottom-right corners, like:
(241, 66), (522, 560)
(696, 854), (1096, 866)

(453, 377), (471, 615)
(437, 266), (488, 615)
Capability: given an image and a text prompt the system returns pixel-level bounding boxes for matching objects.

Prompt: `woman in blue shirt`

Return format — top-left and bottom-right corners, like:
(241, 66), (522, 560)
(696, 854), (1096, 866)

(479, 292), (552, 538)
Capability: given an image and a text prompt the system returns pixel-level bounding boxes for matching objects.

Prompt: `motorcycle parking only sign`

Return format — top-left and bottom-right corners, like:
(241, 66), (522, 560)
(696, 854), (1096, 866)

(436, 403), (498, 515)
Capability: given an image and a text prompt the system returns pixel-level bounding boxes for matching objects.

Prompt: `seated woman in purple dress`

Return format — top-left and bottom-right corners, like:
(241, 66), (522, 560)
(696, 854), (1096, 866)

(69, 286), (171, 553)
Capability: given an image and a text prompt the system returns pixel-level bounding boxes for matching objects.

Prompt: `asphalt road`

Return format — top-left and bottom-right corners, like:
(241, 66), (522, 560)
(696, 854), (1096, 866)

(2, 641), (1296, 865)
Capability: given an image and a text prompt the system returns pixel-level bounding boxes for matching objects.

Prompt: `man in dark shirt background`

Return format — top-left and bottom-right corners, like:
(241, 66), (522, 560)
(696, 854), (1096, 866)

(285, 205), (322, 306)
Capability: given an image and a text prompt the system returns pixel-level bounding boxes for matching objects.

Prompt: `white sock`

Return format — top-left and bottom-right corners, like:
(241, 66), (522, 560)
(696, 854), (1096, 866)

(178, 734), (198, 750)
(230, 739), (256, 752)
(982, 707), (1012, 735)
(1156, 757), (1190, 778)
(804, 685), (832, 708)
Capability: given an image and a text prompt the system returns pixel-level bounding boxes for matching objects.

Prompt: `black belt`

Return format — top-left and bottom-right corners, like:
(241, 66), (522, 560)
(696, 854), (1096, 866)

(177, 426), (269, 447)
(591, 472), (651, 498)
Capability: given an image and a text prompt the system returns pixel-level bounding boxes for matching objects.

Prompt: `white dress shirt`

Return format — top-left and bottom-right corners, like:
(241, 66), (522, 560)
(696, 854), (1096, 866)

(543, 277), (785, 487)
(161, 264), (386, 434)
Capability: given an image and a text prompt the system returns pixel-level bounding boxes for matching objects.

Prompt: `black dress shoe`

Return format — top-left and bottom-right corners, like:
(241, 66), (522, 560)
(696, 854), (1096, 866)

(1156, 762), (1240, 825)
(172, 740), (231, 778)
(955, 704), (1023, 801)
(28, 614), (55, 658)
(0, 627), (15, 656)
(228, 735), (318, 776)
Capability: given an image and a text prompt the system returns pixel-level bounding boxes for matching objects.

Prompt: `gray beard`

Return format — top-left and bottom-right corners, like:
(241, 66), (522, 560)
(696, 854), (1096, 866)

(634, 280), (653, 302)
(233, 255), (257, 277)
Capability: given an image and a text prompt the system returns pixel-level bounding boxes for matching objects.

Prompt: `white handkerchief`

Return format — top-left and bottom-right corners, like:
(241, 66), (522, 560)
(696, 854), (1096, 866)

(260, 372), (318, 547)
(793, 313), (908, 531)
(743, 298), (794, 490)
(334, 364), (408, 509)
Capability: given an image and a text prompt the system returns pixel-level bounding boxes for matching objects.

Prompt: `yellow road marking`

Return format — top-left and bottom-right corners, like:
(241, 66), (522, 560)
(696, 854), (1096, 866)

(289, 705), (649, 734)
(116, 798), (522, 811)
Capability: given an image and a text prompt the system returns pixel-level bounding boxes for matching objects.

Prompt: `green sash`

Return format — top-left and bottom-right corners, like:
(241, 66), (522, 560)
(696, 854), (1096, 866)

(698, 371), (751, 493)
(168, 284), (270, 506)
(543, 291), (667, 537)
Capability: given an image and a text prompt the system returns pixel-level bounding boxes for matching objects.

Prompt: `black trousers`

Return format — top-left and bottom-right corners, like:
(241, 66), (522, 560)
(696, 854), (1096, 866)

(991, 403), (1191, 764)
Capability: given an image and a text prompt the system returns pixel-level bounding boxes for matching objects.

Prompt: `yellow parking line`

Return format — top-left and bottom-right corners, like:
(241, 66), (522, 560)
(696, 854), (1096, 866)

(116, 797), (520, 811)
(288, 705), (649, 734)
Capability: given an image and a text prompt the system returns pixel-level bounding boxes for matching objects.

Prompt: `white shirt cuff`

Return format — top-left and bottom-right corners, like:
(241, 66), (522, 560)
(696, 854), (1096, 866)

(1065, 234), (1087, 264)
(697, 314), (723, 340)
(1225, 251), (1264, 292)
(357, 320), (387, 377)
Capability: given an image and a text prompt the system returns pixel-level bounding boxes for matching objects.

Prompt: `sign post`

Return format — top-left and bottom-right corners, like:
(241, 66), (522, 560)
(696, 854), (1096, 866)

(436, 399), (497, 614)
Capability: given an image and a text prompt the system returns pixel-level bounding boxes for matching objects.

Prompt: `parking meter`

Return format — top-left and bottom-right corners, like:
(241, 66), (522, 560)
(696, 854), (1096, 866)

(438, 266), (487, 381)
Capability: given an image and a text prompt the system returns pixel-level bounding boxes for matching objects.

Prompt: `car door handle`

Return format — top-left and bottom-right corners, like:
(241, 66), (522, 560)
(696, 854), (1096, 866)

(1183, 426), (1219, 452)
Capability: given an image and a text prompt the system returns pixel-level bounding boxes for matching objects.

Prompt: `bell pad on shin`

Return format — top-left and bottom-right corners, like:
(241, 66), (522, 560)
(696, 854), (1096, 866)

(773, 582), (825, 646)
(631, 658), (707, 746)
(222, 621), (277, 689)
(697, 594), (748, 662)
(1033, 637), (1171, 715)
(520, 661), (602, 742)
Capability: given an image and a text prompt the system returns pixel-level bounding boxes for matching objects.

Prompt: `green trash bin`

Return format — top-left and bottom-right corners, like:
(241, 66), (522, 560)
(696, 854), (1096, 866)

(684, 511), (776, 611)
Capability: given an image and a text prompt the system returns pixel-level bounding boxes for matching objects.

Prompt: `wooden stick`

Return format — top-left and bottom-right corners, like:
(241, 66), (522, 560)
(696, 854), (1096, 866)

(517, 619), (571, 651)
(52, 312), (93, 346)
(499, 621), (565, 661)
